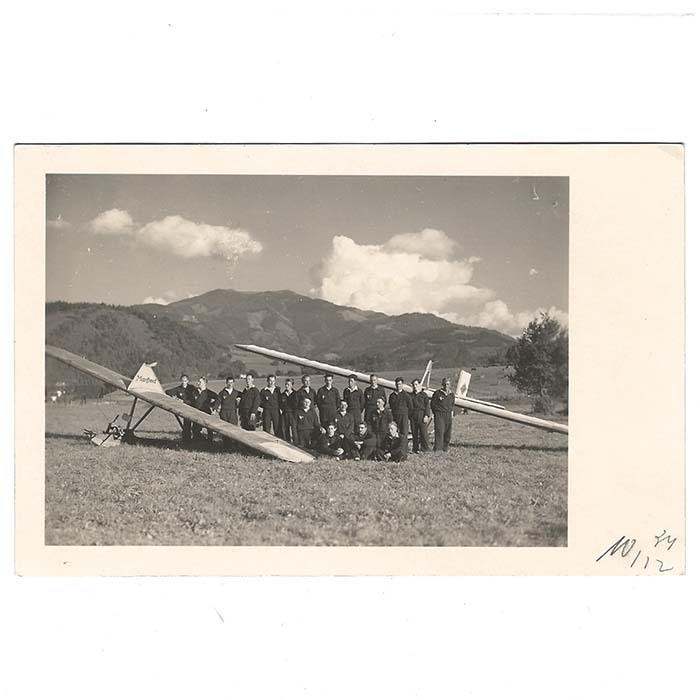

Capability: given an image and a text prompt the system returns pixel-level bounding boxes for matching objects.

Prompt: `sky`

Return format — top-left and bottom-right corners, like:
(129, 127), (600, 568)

(46, 174), (568, 335)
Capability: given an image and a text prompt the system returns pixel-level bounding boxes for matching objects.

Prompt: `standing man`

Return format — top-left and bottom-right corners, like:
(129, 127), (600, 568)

(335, 399), (355, 441)
(431, 377), (455, 452)
(279, 377), (297, 443)
(368, 396), (392, 446)
(316, 373), (341, 428)
(343, 374), (364, 428)
(296, 396), (321, 448)
(218, 376), (240, 447)
(363, 373), (386, 422)
(260, 374), (282, 436)
(296, 374), (316, 411)
(191, 376), (220, 443)
(409, 378), (431, 453)
(388, 377), (412, 436)
(238, 373), (261, 431)
(166, 373), (197, 442)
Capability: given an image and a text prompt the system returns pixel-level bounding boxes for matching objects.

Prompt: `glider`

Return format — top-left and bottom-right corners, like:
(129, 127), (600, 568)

(45, 345), (315, 463)
(235, 344), (569, 435)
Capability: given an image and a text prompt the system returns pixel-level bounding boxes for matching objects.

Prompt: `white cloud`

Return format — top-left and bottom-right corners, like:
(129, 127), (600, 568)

(142, 296), (171, 305)
(529, 267), (539, 276)
(88, 208), (135, 235)
(313, 231), (567, 336)
(87, 210), (262, 271)
(47, 215), (72, 231)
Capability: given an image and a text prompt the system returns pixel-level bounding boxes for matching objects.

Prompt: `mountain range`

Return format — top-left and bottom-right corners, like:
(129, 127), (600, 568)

(46, 289), (515, 389)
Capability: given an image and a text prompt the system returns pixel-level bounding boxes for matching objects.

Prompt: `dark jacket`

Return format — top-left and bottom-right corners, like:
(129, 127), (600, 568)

(296, 407), (321, 434)
(192, 388), (220, 414)
(349, 427), (378, 453)
(260, 386), (282, 413)
(363, 385), (387, 416)
(335, 411), (355, 438)
(279, 389), (297, 413)
(295, 386), (316, 410)
(388, 390), (413, 416)
(166, 383), (197, 406)
(316, 385), (341, 415)
(218, 387), (240, 414)
(238, 386), (261, 417)
(315, 433), (345, 456)
(410, 390), (431, 418)
(368, 407), (393, 438)
(343, 386), (365, 414)
(430, 389), (455, 414)
(380, 433), (409, 461)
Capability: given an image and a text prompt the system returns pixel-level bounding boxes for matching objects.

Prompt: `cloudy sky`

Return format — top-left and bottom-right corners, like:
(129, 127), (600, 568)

(46, 174), (568, 335)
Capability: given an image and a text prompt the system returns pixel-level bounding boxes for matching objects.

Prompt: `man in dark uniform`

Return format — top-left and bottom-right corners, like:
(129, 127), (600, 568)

(343, 374), (364, 428)
(368, 396), (392, 447)
(260, 374), (282, 436)
(388, 377), (412, 436)
(166, 373), (197, 442)
(430, 377), (455, 452)
(315, 422), (346, 459)
(191, 376), (220, 443)
(346, 422), (378, 461)
(296, 396), (321, 448)
(296, 374), (316, 411)
(218, 376), (240, 447)
(378, 421), (409, 462)
(238, 373), (261, 431)
(335, 400), (355, 441)
(279, 377), (297, 443)
(409, 378), (431, 453)
(363, 373), (387, 422)
(316, 373), (341, 428)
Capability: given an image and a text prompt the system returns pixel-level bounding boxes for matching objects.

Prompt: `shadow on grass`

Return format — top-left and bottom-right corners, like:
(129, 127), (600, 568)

(451, 441), (568, 453)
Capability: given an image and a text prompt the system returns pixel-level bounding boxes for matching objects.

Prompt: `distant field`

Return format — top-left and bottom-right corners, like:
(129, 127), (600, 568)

(45, 366), (567, 547)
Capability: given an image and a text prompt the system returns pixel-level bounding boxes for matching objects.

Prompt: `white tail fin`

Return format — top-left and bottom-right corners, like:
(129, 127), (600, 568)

(128, 363), (165, 394)
(420, 360), (433, 389)
(454, 369), (471, 398)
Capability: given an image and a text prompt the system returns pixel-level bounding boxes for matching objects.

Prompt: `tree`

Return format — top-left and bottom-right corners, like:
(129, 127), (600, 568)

(505, 313), (568, 414)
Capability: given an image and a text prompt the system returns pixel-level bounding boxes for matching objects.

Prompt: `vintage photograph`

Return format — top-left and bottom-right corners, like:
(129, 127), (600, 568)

(44, 172), (569, 547)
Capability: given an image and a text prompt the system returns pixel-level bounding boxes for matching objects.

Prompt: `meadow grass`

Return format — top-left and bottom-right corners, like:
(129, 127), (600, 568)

(45, 375), (567, 546)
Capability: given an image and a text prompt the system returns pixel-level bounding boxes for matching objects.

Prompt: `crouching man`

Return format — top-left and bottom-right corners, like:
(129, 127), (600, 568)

(345, 421), (378, 461)
(378, 421), (409, 462)
(315, 422), (346, 459)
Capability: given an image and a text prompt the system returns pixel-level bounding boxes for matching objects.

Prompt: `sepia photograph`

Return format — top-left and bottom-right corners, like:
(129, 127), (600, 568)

(44, 172), (569, 547)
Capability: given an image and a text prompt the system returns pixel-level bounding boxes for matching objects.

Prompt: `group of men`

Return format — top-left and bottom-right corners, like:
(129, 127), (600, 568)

(165, 371), (456, 461)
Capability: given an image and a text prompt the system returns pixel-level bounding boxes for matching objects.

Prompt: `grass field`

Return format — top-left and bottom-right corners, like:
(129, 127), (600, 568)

(45, 367), (568, 547)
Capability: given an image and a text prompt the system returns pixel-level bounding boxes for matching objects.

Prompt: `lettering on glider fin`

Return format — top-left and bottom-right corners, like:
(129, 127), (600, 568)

(128, 363), (165, 394)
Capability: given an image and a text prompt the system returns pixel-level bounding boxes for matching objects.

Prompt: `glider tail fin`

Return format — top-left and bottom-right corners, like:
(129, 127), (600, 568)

(420, 360), (433, 389)
(455, 369), (471, 399)
(128, 362), (165, 394)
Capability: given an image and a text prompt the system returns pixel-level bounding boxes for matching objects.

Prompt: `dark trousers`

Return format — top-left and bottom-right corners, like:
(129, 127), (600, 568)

(297, 429), (314, 448)
(410, 416), (430, 452)
(262, 409), (281, 436)
(394, 413), (410, 436)
(433, 413), (453, 451)
(192, 421), (214, 443)
(350, 409), (363, 431)
(220, 409), (238, 446)
(181, 418), (192, 442)
(319, 408), (337, 428)
(240, 413), (257, 431)
(281, 412), (297, 443)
